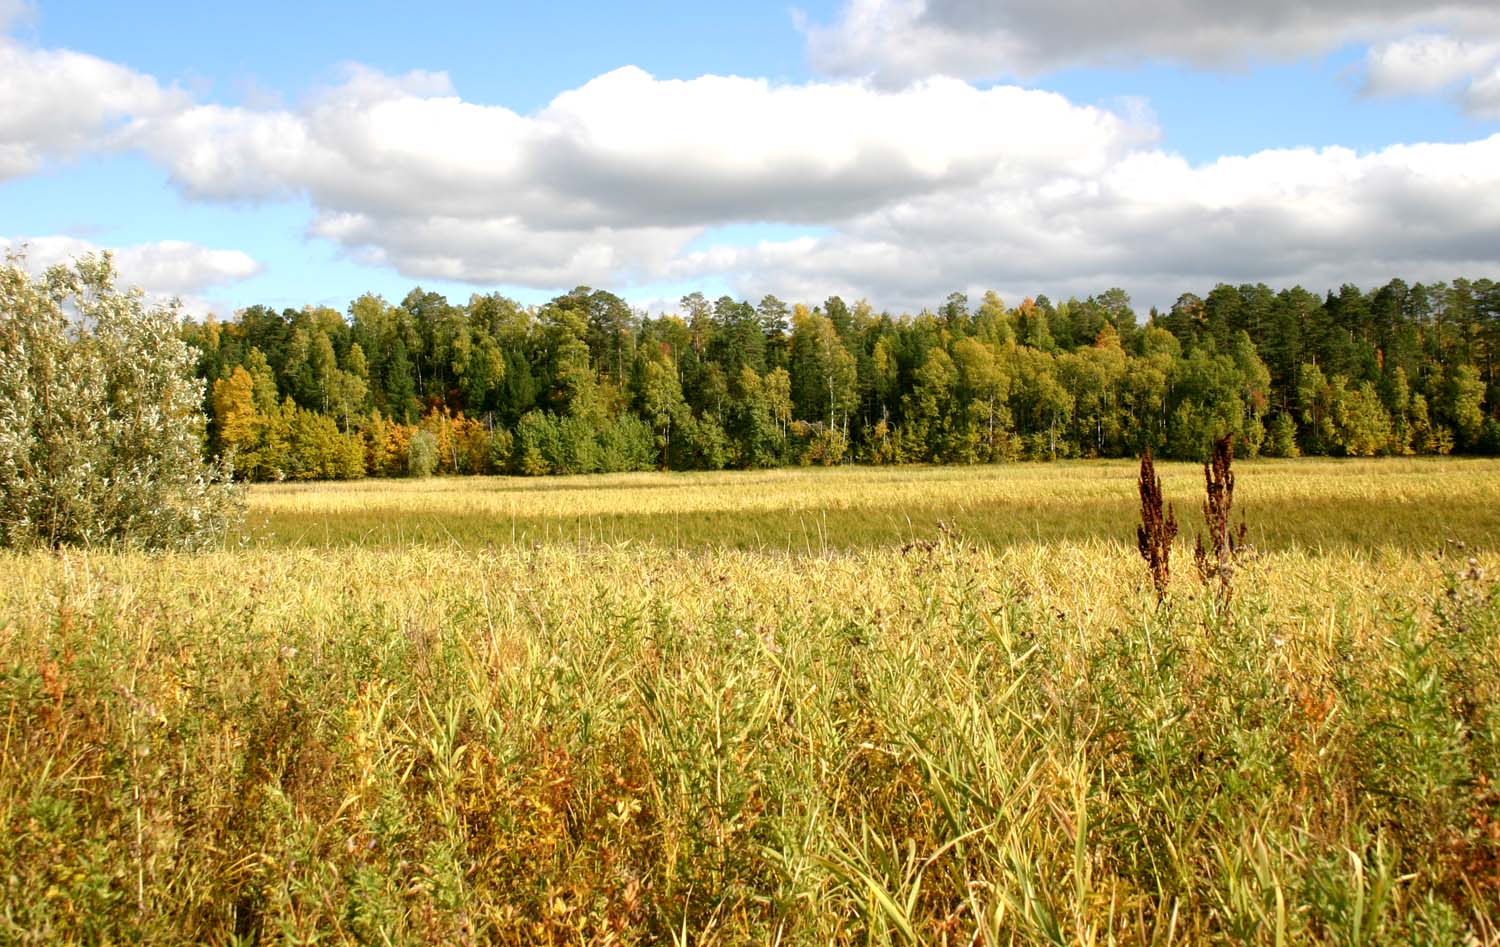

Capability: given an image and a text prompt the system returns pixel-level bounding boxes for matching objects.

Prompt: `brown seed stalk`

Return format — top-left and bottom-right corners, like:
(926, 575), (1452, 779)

(1193, 434), (1248, 603)
(1136, 447), (1178, 600)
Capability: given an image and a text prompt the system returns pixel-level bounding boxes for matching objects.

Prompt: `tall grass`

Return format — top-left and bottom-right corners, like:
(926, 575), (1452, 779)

(2, 489), (1497, 942)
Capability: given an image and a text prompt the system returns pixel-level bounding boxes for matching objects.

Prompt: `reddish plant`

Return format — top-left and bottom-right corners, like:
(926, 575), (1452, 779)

(1136, 447), (1178, 600)
(1193, 434), (1248, 603)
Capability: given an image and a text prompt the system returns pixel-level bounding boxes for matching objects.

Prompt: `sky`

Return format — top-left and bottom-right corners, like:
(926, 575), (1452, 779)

(3, 0), (1499, 318)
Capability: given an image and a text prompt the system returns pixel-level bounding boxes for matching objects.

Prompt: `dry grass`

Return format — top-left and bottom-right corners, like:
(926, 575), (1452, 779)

(2, 459), (1498, 943)
(247, 458), (1500, 553)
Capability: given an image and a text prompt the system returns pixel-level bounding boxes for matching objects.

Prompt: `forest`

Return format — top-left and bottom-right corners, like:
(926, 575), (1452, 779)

(183, 278), (1500, 479)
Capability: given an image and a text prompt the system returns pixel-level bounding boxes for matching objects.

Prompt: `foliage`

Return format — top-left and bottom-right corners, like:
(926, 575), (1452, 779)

(406, 429), (438, 478)
(0, 254), (243, 549)
(179, 274), (1500, 481)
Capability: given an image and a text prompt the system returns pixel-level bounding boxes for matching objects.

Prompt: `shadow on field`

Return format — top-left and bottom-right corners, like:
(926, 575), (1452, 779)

(253, 492), (1500, 554)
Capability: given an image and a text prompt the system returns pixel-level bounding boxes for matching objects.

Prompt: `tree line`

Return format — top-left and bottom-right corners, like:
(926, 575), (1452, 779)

(183, 278), (1500, 479)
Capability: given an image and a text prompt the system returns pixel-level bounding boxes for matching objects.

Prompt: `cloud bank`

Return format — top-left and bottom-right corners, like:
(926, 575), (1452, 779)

(123, 65), (1145, 291)
(671, 136), (1500, 309)
(120, 61), (1500, 310)
(1361, 33), (1500, 117)
(3, 14), (1499, 312)
(804, 0), (1500, 86)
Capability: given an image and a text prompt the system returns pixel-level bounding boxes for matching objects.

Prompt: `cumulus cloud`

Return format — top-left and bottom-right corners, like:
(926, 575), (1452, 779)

(133, 65), (1147, 221)
(126, 66), (1146, 285)
(667, 135), (1500, 312)
(1362, 34), (1500, 117)
(804, 0), (1500, 85)
(0, 36), (184, 180)
(2, 236), (263, 315)
(307, 211), (700, 288)
(1364, 34), (1500, 95)
(116, 60), (1500, 310)
(4, 30), (1499, 314)
(1469, 64), (1500, 119)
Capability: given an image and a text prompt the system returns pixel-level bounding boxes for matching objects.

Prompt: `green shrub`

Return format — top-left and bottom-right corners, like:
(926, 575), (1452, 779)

(1264, 412), (1300, 458)
(556, 414), (601, 474)
(487, 426), (515, 473)
(0, 254), (243, 549)
(513, 411), (560, 475)
(671, 415), (729, 470)
(598, 414), (656, 472)
(789, 420), (847, 466)
(287, 405), (364, 479)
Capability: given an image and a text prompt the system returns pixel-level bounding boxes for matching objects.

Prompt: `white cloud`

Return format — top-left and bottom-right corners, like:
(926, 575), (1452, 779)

(0, 36), (184, 180)
(132, 65), (1146, 223)
(668, 135), (1500, 312)
(2, 236), (262, 315)
(307, 211), (699, 288)
(112, 240), (263, 296)
(1465, 64), (1500, 119)
(126, 66), (1146, 286)
(119, 61), (1500, 311)
(1364, 34), (1500, 96)
(1362, 34), (1500, 117)
(3, 30), (1498, 315)
(804, 0), (1500, 85)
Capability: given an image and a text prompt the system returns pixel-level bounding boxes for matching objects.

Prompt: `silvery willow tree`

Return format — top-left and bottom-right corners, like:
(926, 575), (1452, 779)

(0, 253), (243, 550)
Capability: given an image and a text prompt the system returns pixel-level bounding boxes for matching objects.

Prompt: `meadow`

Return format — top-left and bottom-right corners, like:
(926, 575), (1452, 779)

(3, 459), (1499, 944)
(250, 457), (1500, 553)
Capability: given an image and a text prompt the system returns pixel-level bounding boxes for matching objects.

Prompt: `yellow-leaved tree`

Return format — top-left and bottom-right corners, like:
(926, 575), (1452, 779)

(211, 366), (259, 478)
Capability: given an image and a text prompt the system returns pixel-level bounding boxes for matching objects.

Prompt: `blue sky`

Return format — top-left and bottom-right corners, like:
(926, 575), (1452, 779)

(3, 0), (1499, 316)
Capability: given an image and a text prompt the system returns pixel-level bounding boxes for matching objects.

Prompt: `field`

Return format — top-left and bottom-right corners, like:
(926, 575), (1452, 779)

(251, 458), (1500, 553)
(3, 459), (1500, 944)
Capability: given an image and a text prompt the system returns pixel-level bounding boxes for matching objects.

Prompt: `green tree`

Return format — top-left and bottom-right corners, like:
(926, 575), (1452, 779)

(901, 348), (958, 461)
(638, 355), (688, 468)
(1440, 363), (1486, 449)
(333, 342), (371, 431)
(1331, 381), (1393, 456)
(1166, 349), (1250, 459)
(952, 336), (1012, 460)
(757, 294), (791, 367)
(1012, 348), (1073, 459)
(727, 366), (783, 468)
(384, 338), (418, 423)
(407, 429), (439, 478)
(790, 308), (857, 431)
(1296, 363), (1336, 455)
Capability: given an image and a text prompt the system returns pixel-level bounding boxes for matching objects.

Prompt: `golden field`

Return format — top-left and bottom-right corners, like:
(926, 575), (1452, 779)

(3, 460), (1498, 944)
(249, 457), (1500, 553)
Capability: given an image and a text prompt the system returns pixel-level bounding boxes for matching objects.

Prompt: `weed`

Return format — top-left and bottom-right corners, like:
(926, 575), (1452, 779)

(1136, 448), (1178, 601)
(1194, 434), (1248, 604)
